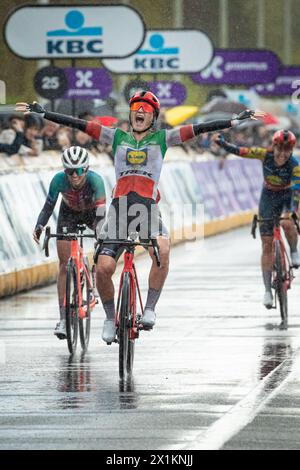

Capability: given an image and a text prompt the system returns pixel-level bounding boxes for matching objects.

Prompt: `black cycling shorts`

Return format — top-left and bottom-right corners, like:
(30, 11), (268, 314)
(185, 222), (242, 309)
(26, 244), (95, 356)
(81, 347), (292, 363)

(98, 192), (169, 260)
(56, 201), (96, 240)
(258, 187), (292, 236)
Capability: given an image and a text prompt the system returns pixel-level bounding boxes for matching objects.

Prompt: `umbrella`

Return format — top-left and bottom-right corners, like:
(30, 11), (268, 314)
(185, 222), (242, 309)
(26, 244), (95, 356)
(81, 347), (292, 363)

(201, 97), (247, 115)
(165, 106), (199, 126)
(259, 112), (279, 125)
(93, 116), (118, 127)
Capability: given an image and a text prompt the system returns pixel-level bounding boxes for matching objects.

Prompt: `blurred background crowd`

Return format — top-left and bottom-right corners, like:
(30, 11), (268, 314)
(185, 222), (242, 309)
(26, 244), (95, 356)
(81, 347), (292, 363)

(1, 88), (299, 162)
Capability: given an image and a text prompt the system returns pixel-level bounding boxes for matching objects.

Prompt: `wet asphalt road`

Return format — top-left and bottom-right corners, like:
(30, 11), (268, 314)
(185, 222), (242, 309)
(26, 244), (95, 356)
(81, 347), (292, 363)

(1, 226), (300, 450)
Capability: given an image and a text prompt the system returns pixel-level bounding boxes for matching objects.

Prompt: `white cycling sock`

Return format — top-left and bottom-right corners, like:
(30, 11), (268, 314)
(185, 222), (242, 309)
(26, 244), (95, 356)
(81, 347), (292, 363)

(145, 288), (162, 311)
(103, 299), (115, 320)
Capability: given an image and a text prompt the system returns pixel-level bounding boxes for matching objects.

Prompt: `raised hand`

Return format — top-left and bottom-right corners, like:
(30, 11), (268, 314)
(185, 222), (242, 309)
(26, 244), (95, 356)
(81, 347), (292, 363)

(33, 225), (44, 244)
(15, 101), (45, 115)
(211, 133), (224, 145)
(236, 109), (267, 121)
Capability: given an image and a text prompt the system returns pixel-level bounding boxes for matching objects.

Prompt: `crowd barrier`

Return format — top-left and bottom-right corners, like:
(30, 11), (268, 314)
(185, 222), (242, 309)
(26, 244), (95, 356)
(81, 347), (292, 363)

(0, 150), (263, 297)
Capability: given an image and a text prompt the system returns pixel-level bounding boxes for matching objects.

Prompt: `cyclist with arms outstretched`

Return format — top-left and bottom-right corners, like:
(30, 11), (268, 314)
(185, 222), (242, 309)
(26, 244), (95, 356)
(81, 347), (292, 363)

(16, 94), (260, 342)
(33, 146), (106, 338)
(213, 130), (300, 308)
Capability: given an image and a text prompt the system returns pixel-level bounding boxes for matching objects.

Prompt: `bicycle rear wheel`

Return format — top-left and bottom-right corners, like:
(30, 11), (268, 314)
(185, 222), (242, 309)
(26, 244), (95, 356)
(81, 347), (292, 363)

(79, 257), (92, 352)
(65, 260), (79, 354)
(274, 240), (288, 329)
(119, 272), (132, 380)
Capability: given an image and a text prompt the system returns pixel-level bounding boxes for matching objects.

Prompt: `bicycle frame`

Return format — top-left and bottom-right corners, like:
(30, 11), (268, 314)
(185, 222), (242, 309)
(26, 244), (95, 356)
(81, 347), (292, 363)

(271, 224), (293, 292)
(43, 225), (96, 320)
(94, 237), (160, 342)
(68, 238), (96, 320)
(116, 248), (144, 340)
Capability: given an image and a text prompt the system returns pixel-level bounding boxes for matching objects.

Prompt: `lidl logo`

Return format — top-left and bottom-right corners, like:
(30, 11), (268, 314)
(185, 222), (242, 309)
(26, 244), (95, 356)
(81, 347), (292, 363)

(266, 175), (285, 186)
(46, 10), (103, 55)
(134, 33), (179, 70)
(126, 149), (148, 165)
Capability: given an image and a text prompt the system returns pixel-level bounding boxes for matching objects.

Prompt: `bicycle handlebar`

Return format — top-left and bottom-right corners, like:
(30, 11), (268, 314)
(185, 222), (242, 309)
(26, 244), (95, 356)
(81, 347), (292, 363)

(251, 213), (300, 239)
(93, 238), (161, 267)
(42, 225), (95, 258)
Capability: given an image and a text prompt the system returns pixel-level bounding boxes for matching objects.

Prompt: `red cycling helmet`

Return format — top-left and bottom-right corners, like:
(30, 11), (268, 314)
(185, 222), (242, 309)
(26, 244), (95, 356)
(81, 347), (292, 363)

(272, 129), (296, 148)
(129, 91), (160, 117)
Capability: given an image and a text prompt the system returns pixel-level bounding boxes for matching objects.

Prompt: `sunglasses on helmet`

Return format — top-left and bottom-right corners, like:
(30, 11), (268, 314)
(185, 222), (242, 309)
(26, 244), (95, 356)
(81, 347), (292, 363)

(130, 101), (154, 113)
(65, 168), (86, 176)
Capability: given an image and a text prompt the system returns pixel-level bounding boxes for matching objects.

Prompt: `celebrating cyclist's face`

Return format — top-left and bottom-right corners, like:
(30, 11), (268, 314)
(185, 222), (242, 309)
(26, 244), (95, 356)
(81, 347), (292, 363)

(273, 145), (293, 167)
(65, 168), (87, 188)
(130, 102), (154, 132)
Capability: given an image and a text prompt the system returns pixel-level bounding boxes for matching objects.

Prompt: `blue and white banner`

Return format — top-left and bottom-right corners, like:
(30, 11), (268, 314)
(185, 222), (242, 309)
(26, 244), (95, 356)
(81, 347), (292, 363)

(5, 5), (145, 59)
(103, 30), (214, 74)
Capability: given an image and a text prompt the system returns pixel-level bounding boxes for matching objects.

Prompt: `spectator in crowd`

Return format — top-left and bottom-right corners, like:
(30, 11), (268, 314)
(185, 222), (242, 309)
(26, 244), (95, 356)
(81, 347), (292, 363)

(19, 115), (44, 156)
(0, 117), (24, 155)
(0, 114), (43, 156)
(0, 115), (25, 144)
(117, 119), (130, 132)
(41, 120), (60, 151)
(55, 126), (73, 151)
(78, 111), (95, 121)
(157, 108), (173, 130)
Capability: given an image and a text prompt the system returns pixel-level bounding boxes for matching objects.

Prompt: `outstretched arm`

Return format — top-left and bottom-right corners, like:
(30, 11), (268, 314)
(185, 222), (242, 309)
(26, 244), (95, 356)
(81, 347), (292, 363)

(16, 102), (88, 131)
(193, 109), (257, 136)
(165, 109), (265, 147)
(214, 133), (267, 161)
(15, 102), (114, 143)
(33, 177), (59, 243)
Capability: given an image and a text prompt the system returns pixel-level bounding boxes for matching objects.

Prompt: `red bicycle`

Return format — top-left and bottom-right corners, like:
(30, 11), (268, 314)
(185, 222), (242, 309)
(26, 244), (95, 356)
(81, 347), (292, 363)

(43, 225), (97, 354)
(251, 213), (300, 329)
(94, 235), (160, 380)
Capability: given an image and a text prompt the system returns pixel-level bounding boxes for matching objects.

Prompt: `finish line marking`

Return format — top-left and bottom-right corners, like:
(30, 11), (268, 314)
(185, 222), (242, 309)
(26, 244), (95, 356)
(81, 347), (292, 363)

(182, 349), (300, 450)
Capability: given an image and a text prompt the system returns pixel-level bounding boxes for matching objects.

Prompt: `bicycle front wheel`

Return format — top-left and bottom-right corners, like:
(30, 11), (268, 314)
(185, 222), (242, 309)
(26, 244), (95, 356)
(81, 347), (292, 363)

(79, 257), (92, 352)
(119, 272), (131, 380)
(65, 260), (79, 354)
(274, 240), (288, 329)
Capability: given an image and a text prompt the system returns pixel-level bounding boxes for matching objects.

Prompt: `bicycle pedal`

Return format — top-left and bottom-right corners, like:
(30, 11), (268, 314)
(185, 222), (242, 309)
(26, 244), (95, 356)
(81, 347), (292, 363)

(279, 321), (288, 330)
(141, 325), (153, 331)
(56, 334), (67, 340)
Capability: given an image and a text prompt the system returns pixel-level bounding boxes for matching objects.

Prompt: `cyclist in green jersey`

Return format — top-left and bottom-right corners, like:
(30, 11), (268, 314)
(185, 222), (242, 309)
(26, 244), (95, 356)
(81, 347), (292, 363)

(33, 145), (106, 339)
(16, 95), (261, 343)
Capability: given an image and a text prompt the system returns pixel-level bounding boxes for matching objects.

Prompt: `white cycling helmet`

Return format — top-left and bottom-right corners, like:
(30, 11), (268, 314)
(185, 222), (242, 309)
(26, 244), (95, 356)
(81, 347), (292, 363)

(62, 146), (89, 169)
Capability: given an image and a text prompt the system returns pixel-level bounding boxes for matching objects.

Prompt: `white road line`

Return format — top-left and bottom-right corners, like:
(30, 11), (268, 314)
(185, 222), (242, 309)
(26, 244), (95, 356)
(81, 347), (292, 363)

(181, 349), (300, 450)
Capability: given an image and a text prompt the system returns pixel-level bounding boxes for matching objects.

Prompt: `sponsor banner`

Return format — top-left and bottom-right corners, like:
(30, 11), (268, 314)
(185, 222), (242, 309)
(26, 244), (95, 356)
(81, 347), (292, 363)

(5, 5), (145, 59)
(62, 68), (112, 99)
(148, 81), (186, 107)
(0, 157), (260, 274)
(209, 160), (241, 214)
(0, 81), (6, 104)
(239, 159), (262, 205)
(123, 80), (186, 106)
(191, 162), (225, 219)
(34, 66), (68, 100)
(191, 49), (280, 85)
(224, 160), (257, 211)
(103, 30), (214, 74)
(254, 66), (300, 96)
